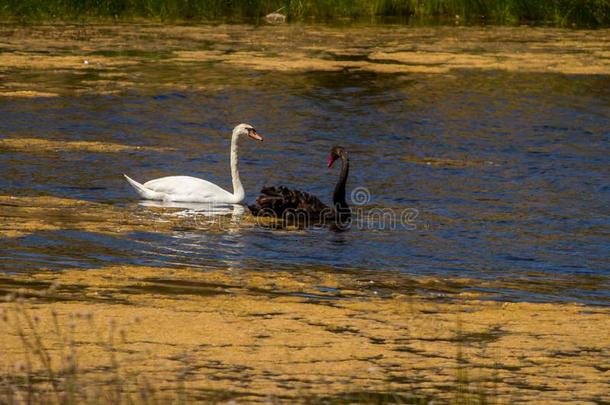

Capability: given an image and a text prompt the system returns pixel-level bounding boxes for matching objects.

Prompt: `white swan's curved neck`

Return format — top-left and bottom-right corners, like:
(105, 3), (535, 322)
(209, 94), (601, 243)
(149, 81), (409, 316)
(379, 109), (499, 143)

(230, 131), (245, 203)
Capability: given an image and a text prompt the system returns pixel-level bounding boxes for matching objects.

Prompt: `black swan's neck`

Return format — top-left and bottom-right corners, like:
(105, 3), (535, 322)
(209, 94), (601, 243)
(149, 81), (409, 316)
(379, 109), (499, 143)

(332, 154), (349, 209)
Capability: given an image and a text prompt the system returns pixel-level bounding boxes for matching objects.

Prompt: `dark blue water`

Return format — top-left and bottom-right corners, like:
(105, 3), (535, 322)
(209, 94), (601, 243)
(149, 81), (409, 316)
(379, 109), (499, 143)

(1, 64), (609, 304)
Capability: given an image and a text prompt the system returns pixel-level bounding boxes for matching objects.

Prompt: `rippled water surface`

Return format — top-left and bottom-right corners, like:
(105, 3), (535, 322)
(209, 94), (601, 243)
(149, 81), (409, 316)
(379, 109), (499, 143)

(0, 24), (609, 305)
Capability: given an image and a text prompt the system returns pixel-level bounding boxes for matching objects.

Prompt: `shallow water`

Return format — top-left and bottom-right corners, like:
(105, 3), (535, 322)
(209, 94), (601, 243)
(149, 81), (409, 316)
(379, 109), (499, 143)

(0, 24), (609, 305)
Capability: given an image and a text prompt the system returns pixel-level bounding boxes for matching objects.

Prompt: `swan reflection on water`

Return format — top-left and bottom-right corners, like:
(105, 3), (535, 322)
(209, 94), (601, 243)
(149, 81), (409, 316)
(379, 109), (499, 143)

(134, 203), (248, 269)
(138, 200), (245, 224)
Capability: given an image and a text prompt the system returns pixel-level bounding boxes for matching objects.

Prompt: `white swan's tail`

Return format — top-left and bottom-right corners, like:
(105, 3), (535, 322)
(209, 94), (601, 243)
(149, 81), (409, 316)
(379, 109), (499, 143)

(123, 174), (164, 200)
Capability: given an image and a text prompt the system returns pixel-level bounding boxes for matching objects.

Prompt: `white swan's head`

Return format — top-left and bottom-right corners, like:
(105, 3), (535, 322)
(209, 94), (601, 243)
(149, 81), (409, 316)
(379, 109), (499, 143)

(233, 123), (263, 141)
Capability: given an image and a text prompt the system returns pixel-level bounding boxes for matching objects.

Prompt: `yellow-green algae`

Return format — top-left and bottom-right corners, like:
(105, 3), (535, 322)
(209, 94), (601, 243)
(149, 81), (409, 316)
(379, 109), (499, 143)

(403, 155), (498, 168)
(0, 90), (58, 97)
(0, 195), (250, 238)
(0, 25), (609, 97)
(0, 138), (173, 154)
(1, 265), (609, 403)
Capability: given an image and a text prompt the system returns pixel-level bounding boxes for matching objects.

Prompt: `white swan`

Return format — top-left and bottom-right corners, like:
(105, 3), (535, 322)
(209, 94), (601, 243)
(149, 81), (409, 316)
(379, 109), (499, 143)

(124, 123), (263, 204)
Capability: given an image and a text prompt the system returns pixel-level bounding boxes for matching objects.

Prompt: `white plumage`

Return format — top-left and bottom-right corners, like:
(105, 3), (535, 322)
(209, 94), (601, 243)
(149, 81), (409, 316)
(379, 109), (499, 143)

(124, 123), (263, 204)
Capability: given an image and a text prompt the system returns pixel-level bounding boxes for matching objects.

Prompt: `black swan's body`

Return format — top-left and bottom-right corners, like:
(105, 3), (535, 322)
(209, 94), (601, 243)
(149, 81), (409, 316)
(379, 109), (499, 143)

(248, 146), (350, 227)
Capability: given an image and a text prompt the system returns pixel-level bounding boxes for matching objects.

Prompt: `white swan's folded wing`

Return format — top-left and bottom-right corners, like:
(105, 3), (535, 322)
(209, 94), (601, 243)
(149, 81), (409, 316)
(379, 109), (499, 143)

(143, 176), (234, 203)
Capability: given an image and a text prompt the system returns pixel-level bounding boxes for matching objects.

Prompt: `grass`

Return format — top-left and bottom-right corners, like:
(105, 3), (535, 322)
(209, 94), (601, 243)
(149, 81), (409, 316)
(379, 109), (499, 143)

(0, 290), (200, 404)
(0, 0), (608, 26)
(0, 287), (499, 404)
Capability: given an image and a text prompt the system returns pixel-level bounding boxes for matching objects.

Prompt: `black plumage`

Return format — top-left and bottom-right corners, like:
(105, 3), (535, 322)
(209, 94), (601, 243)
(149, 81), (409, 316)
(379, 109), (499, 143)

(249, 146), (351, 228)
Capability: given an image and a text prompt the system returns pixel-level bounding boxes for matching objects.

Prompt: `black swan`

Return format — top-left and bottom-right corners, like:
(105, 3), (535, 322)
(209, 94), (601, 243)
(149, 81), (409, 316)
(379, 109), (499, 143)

(248, 146), (350, 228)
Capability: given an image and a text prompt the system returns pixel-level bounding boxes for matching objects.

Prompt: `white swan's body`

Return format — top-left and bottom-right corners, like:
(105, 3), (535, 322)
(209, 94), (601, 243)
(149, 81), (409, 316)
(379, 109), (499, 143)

(124, 174), (240, 203)
(124, 124), (262, 204)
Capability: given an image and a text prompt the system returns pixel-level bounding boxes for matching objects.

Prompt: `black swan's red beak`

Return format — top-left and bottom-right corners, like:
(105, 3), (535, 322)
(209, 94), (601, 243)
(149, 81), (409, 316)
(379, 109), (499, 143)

(328, 154), (337, 168)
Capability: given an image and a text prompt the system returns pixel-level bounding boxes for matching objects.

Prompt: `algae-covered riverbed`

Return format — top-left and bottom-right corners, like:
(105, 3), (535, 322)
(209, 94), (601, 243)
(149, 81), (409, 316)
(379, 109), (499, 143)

(2, 266), (609, 403)
(0, 24), (609, 402)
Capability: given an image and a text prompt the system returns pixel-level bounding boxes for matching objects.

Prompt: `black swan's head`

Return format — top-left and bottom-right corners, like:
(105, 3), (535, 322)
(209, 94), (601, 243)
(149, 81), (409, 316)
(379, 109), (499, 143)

(327, 145), (347, 168)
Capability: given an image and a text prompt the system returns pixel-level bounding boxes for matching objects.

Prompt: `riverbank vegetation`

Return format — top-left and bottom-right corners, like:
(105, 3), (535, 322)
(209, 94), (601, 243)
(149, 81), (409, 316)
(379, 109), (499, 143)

(0, 0), (609, 27)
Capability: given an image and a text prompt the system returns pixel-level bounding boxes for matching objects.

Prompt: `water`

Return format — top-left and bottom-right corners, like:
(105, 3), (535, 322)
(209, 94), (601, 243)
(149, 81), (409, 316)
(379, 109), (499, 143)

(0, 24), (609, 305)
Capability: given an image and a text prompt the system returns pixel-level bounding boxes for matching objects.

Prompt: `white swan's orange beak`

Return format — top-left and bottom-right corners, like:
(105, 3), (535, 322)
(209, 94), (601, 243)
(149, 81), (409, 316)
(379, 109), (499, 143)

(248, 129), (263, 141)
